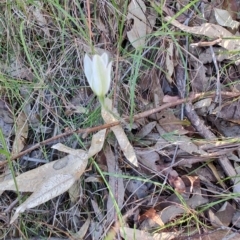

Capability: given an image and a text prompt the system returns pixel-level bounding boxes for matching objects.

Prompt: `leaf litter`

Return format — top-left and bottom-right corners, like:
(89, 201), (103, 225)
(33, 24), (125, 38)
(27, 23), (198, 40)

(1, 0), (240, 239)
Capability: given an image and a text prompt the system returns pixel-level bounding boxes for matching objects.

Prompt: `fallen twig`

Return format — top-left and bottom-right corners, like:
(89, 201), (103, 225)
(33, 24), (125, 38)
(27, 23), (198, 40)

(1, 91), (240, 167)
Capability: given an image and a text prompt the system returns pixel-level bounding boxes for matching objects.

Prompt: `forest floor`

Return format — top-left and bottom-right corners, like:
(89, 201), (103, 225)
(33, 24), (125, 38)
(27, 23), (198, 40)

(1, 0), (240, 239)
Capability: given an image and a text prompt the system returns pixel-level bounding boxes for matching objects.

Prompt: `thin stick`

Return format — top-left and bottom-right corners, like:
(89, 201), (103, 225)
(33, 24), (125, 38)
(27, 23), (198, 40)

(210, 45), (221, 105)
(1, 91), (240, 167)
(190, 37), (222, 47)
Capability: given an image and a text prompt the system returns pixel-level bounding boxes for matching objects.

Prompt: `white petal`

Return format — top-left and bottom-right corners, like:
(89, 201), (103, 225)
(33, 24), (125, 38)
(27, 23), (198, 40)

(104, 61), (112, 95)
(92, 55), (104, 96)
(101, 53), (109, 67)
(84, 54), (93, 88)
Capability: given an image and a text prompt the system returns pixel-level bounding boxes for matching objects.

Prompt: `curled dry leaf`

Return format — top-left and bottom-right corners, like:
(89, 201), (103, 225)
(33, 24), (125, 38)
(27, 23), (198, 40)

(8, 147), (88, 223)
(156, 124), (207, 156)
(165, 16), (240, 51)
(214, 202), (235, 227)
(158, 205), (186, 225)
(193, 98), (212, 109)
(214, 8), (239, 30)
(165, 41), (174, 84)
(88, 129), (106, 158)
(68, 179), (82, 204)
(12, 111), (28, 155)
(208, 202), (235, 228)
(126, 179), (149, 198)
(101, 98), (138, 167)
(53, 129), (107, 204)
(137, 149), (161, 172)
(135, 121), (157, 139)
(168, 170), (186, 193)
(140, 208), (164, 227)
(199, 47), (238, 64)
(127, 0), (147, 49)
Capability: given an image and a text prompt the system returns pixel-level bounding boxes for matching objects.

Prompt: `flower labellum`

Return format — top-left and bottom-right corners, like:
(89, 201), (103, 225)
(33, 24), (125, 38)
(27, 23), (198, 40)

(84, 53), (112, 105)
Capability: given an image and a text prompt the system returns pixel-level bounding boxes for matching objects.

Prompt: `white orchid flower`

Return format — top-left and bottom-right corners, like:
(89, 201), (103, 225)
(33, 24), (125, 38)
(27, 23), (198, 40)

(84, 53), (112, 105)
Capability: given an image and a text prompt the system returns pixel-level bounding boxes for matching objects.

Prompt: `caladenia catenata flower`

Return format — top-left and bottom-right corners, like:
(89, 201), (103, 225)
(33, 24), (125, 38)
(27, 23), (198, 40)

(84, 53), (112, 107)
(84, 52), (138, 167)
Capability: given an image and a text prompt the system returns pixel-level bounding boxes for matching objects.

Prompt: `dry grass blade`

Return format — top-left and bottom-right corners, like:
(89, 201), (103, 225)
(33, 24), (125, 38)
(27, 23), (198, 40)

(105, 145), (124, 225)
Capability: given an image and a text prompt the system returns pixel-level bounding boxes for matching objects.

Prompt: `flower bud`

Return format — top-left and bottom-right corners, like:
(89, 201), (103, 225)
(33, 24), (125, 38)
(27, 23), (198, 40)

(84, 53), (112, 104)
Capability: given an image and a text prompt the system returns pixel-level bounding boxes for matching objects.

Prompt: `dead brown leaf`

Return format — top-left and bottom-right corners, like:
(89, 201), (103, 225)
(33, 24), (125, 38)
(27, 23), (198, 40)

(12, 111), (28, 155)
(135, 121), (157, 139)
(101, 98), (138, 167)
(168, 170), (186, 193)
(165, 40), (174, 84)
(156, 124), (207, 156)
(140, 208), (164, 226)
(7, 145), (88, 223)
(136, 149), (161, 173)
(214, 8), (239, 30)
(165, 16), (240, 51)
(127, 0), (147, 49)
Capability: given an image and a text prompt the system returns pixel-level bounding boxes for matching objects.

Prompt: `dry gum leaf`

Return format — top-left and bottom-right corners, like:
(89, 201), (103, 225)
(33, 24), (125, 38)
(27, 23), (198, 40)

(165, 16), (240, 51)
(214, 8), (240, 30)
(165, 41), (174, 84)
(0, 129), (106, 223)
(156, 124), (207, 156)
(88, 129), (106, 158)
(9, 149), (88, 223)
(135, 121), (157, 139)
(12, 111), (28, 155)
(101, 98), (138, 167)
(209, 201), (235, 227)
(127, 0), (147, 49)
